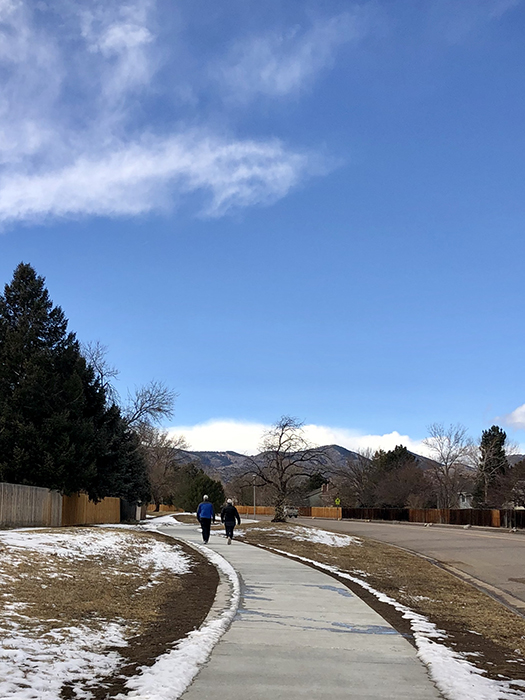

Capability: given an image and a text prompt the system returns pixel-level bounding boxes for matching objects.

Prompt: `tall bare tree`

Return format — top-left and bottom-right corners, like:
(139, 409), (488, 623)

(244, 416), (329, 522)
(124, 380), (177, 429)
(138, 426), (188, 510)
(81, 340), (120, 404)
(423, 423), (476, 507)
(331, 448), (376, 507)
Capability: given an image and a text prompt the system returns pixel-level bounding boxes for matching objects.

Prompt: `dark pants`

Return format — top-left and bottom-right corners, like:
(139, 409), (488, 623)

(224, 522), (235, 539)
(200, 518), (212, 543)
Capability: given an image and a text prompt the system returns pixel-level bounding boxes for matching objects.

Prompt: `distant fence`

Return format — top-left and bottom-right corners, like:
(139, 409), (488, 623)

(218, 503), (525, 529)
(237, 505), (275, 516)
(338, 507), (525, 529)
(0, 482), (62, 527)
(61, 493), (120, 526)
(339, 507), (503, 527)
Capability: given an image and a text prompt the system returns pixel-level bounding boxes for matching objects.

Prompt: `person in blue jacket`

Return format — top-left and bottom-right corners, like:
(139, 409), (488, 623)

(196, 495), (215, 544)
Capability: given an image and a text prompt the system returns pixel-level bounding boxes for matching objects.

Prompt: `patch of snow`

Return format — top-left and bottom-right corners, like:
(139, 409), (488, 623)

(1, 529), (192, 578)
(119, 544), (241, 700)
(0, 622), (127, 700)
(267, 547), (525, 700)
(238, 525), (360, 547)
(0, 528), (196, 699)
(287, 526), (361, 547)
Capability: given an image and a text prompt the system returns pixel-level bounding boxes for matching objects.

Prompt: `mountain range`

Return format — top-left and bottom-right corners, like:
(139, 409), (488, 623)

(177, 444), (443, 482)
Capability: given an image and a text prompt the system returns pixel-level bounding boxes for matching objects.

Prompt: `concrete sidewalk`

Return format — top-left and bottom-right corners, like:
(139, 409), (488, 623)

(165, 523), (443, 700)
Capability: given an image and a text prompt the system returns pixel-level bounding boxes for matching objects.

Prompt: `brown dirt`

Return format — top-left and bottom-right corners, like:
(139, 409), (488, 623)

(238, 522), (525, 688)
(78, 537), (218, 700)
(174, 513), (199, 524)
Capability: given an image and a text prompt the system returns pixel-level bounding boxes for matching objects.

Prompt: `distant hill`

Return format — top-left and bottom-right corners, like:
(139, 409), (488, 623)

(176, 444), (472, 482)
(178, 450), (250, 482)
(179, 444), (368, 482)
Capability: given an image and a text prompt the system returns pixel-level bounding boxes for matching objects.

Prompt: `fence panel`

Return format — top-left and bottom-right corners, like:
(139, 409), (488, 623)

(311, 507), (342, 519)
(341, 507), (409, 521)
(61, 493), (120, 526)
(235, 505), (275, 516)
(146, 504), (181, 513)
(0, 482), (62, 527)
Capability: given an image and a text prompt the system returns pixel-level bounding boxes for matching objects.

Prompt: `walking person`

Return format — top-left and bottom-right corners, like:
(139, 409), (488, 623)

(196, 495), (215, 544)
(221, 499), (241, 545)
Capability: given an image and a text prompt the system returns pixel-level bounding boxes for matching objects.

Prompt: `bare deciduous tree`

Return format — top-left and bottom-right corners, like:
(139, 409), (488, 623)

(81, 340), (120, 404)
(138, 426), (188, 510)
(124, 380), (177, 429)
(330, 449), (376, 507)
(243, 416), (329, 522)
(423, 423), (476, 508)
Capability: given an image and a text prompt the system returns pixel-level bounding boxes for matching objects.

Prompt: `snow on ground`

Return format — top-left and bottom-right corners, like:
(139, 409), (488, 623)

(237, 525), (360, 547)
(0, 528), (193, 578)
(0, 528), (194, 700)
(269, 547), (525, 700)
(142, 514), (187, 527)
(117, 541), (241, 700)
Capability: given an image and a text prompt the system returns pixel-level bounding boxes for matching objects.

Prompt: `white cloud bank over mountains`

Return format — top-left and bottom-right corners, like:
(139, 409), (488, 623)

(0, 0), (357, 225)
(167, 419), (428, 456)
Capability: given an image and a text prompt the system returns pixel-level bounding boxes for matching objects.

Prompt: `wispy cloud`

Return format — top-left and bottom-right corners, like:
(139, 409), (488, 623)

(216, 9), (371, 100)
(428, 0), (521, 43)
(0, 0), (321, 225)
(0, 135), (314, 222)
(168, 419), (427, 456)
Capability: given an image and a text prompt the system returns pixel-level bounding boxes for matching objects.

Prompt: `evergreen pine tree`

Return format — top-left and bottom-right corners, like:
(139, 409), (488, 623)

(476, 425), (507, 506)
(90, 404), (151, 504)
(0, 262), (152, 502)
(0, 263), (106, 491)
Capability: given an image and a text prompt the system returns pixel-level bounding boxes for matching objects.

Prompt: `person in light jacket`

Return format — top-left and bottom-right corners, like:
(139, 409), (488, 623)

(220, 499), (241, 544)
(196, 495), (215, 544)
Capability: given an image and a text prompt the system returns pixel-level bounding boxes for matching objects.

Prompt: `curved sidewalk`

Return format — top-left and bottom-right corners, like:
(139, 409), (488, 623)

(165, 523), (443, 700)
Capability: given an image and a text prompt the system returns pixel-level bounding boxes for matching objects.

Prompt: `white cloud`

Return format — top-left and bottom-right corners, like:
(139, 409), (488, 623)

(217, 10), (370, 100)
(0, 1), (321, 225)
(79, 0), (156, 99)
(0, 134), (313, 222)
(167, 420), (269, 455)
(168, 419), (428, 456)
(501, 404), (525, 430)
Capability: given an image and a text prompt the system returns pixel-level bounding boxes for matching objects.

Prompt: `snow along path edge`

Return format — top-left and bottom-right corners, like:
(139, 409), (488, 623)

(115, 540), (241, 700)
(264, 545), (525, 700)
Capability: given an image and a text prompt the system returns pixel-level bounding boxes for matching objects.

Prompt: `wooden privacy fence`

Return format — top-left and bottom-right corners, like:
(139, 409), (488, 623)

(61, 493), (120, 526)
(310, 507), (342, 519)
(0, 482), (62, 527)
(146, 504), (182, 513)
(214, 503), (523, 528)
(341, 507), (506, 528)
(236, 505), (275, 516)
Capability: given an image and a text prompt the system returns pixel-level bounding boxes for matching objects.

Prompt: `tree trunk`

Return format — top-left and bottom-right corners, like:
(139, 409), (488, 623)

(272, 494), (286, 522)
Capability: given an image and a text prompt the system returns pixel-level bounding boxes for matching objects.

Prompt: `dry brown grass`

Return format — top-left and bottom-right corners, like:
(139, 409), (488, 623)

(0, 527), (218, 700)
(238, 521), (525, 683)
(1, 529), (185, 634)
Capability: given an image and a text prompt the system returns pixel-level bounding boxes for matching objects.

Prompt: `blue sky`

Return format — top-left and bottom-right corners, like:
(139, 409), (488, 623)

(1, 0), (525, 454)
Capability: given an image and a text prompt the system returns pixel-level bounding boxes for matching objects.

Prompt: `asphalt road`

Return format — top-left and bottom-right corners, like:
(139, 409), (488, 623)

(292, 517), (525, 615)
